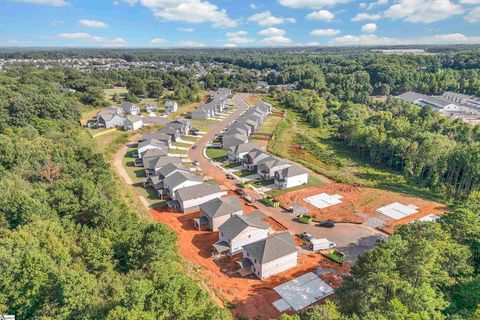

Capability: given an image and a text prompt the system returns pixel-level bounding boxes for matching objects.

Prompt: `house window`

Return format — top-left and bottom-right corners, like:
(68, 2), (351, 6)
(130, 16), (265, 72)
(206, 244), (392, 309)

(254, 259), (256, 263)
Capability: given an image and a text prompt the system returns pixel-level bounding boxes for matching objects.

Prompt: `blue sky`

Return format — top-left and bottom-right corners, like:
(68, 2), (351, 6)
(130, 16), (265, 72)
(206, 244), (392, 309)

(1, 0), (480, 47)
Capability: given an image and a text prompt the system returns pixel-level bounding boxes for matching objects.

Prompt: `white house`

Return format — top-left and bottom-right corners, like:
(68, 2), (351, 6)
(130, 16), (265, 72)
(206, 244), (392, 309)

(215, 211), (269, 256)
(124, 116), (143, 131)
(237, 232), (298, 280)
(274, 165), (309, 189)
(135, 139), (168, 158)
(172, 183), (227, 213)
(243, 148), (270, 170)
(194, 196), (243, 231)
(144, 102), (158, 114)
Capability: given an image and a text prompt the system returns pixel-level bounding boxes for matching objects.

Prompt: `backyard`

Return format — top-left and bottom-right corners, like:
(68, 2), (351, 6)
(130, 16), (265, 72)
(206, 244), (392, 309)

(206, 147), (228, 161)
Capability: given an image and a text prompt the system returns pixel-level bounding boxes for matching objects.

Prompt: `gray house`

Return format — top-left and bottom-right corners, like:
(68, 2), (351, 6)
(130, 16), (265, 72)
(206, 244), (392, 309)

(135, 147), (169, 167)
(167, 119), (192, 136)
(243, 148), (270, 170)
(96, 107), (126, 129)
(141, 131), (172, 147)
(164, 100), (179, 115)
(162, 171), (203, 199)
(124, 116), (143, 131)
(228, 142), (259, 162)
(172, 183), (227, 213)
(159, 126), (181, 142)
(215, 211), (269, 256)
(144, 156), (183, 177)
(257, 156), (291, 180)
(121, 101), (140, 115)
(237, 232), (298, 280)
(194, 196), (243, 231)
(222, 133), (249, 149)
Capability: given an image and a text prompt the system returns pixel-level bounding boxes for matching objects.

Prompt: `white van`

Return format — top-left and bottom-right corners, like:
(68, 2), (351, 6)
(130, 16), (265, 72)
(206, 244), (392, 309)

(310, 238), (336, 251)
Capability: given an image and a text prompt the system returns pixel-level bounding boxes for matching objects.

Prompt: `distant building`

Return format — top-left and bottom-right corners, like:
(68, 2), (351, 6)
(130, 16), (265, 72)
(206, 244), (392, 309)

(164, 100), (178, 115)
(124, 116), (143, 131)
(144, 102), (158, 114)
(121, 101), (140, 115)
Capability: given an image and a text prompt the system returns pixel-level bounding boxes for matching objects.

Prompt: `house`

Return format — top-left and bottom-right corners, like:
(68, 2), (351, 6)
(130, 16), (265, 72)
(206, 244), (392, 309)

(172, 183), (227, 213)
(156, 162), (190, 179)
(162, 171), (203, 199)
(96, 107), (126, 129)
(144, 175), (164, 190)
(135, 139), (169, 158)
(192, 101), (217, 120)
(164, 100), (179, 115)
(237, 232), (298, 280)
(194, 196), (243, 231)
(274, 165), (309, 189)
(257, 157), (292, 180)
(165, 119), (192, 136)
(135, 148), (168, 167)
(222, 133), (249, 149)
(215, 211), (269, 256)
(228, 143), (259, 162)
(144, 156), (183, 177)
(124, 116), (143, 131)
(243, 148), (270, 170)
(159, 126), (181, 142)
(121, 101), (140, 115)
(141, 131), (172, 147)
(144, 102), (158, 114)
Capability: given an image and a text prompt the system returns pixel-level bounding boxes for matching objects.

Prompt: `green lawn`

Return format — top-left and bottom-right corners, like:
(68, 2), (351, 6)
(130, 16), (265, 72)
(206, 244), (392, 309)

(182, 136), (199, 142)
(173, 141), (192, 148)
(206, 147), (228, 161)
(169, 149), (187, 155)
(104, 87), (128, 102)
(233, 169), (256, 178)
(250, 179), (274, 188)
(222, 162), (242, 169)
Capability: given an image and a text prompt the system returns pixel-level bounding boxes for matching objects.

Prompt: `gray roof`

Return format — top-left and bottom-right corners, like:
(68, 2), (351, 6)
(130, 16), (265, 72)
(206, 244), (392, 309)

(200, 196), (243, 219)
(218, 211), (269, 240)
(175, 183), (223, 202)
(246, 148), (269, 162)
(141, 148), (168, 159)
(147, 156), (182, 170)
(138, 139), (167, 150)
(243, 232), (297, 264)
(279, 165), (308, 178)
(164, 171), (203, 189)
(223, 133), (248, 144)
(397, 91), (427, 103)
(142, 131), (171, 142)
(229, 142), (259, 154)
(257, 156), (289, 169)
(126, 115), (143, 123)
(159, 126), (180, 136)
(157, 162), (188, 178)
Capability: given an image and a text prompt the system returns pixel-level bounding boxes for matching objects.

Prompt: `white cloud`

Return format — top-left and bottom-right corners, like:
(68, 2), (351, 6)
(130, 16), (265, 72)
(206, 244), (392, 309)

(178, 27), (195, 32)
(306, 9), (335, 21)
(149, 38), (167, 46)
(54, 33), (127, 47)
(14, 0), (68, 6)
(223, 43), (237, 47)
(351, 12), (381, 21)
(364, 0), (388, 10)
(310, 28), (341, 36)
(279, 0), (351, 9)
(114, 0), (137, 5)
(328, 33), (480, 46)
(306, 41), (321, 45)
(259, 36), (293, 45)
(384, 0), (464, 23)
(177, 40), (206, 47)
(133, 0), (237, 28)
(362, 23), (377, 33)
(248, 11), (296, 26)
(460, 0), (480, 3)
(250, 3), (256, 8)
(226, 30), (248, 37)
(257, 27), (286, 36)
(466, 6), (480, 22)
(79, 19), (108, 28)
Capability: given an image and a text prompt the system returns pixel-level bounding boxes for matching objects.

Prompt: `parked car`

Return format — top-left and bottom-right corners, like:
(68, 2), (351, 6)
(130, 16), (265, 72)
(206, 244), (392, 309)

(192, 145), (197, 149)
(318, 220), (335, 228)
(299, 232), (314, 242)
(226, 174), (235, 180)
(193, 160), (200, 166)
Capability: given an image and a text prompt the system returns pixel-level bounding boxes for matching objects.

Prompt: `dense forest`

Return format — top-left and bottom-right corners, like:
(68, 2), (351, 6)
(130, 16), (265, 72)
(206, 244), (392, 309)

(0, 48), (480, 319)
(0, 67), (229, 319)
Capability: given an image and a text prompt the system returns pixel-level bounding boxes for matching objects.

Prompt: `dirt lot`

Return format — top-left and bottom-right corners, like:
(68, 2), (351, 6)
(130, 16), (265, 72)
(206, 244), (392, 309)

(276, 183), (448, 234)
(150, 206), (350, 320)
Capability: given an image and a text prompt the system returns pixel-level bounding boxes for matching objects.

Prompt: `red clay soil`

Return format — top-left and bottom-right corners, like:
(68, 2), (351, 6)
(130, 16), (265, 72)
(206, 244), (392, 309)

(276, 183), (448, 234)
(150, 206), (350, 320)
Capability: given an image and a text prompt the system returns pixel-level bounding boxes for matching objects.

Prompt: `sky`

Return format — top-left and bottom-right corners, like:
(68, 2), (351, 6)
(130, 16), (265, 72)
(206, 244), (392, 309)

(1, 0), (480, 47)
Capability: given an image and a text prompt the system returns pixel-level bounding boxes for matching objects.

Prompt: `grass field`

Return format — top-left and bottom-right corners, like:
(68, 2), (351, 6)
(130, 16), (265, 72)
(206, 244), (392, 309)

(206, 147), (228, 161)
(233, 169), (256, 177)
(169, 149), (187, 155)
(265, 98), (445, 202)
(104, 87), (128, 102)
(181, 136), (199, 142)
(191, 119), (219, 132)
(173, 141), (192, 148)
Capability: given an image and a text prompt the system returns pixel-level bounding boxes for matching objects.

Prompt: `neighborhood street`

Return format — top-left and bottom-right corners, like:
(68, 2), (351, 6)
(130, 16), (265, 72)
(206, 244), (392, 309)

(188, 94), (387, 263)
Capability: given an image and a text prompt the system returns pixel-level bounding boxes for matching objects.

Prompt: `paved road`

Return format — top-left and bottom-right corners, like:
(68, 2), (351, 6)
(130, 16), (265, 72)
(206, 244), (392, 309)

(189, 94), (387, 263)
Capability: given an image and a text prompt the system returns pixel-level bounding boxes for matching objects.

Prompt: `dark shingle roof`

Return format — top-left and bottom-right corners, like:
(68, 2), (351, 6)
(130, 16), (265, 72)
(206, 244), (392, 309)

(164, 171), (203, 189)
(279, 165), (308, 178)
(175, 183), (223, 202)
(243, 232), (297, 264)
